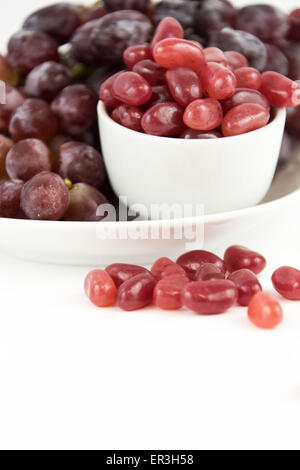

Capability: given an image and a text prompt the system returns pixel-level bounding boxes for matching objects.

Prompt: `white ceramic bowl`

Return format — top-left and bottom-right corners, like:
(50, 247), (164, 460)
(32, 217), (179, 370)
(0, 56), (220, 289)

(98, 101), (286, 218)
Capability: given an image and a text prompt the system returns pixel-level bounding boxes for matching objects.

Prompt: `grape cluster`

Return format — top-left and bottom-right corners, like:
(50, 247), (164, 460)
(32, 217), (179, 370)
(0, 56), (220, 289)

(1, 1), (300, 222)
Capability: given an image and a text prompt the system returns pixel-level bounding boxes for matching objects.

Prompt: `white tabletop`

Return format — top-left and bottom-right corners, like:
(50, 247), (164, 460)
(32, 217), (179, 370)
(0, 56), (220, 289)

(1, 0), (300, 451)
(1, 234), (300, 451)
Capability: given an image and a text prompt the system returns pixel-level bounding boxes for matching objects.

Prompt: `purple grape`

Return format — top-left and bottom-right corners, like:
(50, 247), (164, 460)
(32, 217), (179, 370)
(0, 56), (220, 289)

(57, 142), (106, 187)
(71, 20), (103, 66)
(64, 183), (108, 221)
(21, 171), (70, 220)
(6, 139), (51, 181)
(0, 179), (25, 219)
(0, 84), (25, 132)
(277, 40), (300, 81)
(236, 5), (289, 43)
(0, 134), (13, 177)
(9, 98), (58, 142)
(286, 107), (300, 139)
(264, 44), (289, 76)
(90, 10), (152, 63)
(210, 27), (267, 71)
(51, 85), (97, 137)
(7, 30), (59, 74)
(195, 0), (236, 39)
(24, 62), (73, 101)
(288, 9), (300, 42)
(23, 3), (81, 43)
(78, 126), (101, 151)
(152, 0), (197, 33)
(80, 2), (108, 24)
(104, 0), (150, 12)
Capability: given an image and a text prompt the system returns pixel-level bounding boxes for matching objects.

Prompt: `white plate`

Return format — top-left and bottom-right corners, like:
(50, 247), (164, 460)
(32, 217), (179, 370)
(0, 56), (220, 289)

(0, 0), (299, 266)
(1, 149), (300, 266)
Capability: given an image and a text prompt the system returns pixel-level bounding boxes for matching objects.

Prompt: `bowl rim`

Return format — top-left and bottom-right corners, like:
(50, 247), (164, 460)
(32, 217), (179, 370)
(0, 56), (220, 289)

(98, 100), (286, 144)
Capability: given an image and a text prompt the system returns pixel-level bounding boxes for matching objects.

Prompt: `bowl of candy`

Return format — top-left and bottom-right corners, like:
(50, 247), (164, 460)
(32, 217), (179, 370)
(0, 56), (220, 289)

(0, 0), (300, 265)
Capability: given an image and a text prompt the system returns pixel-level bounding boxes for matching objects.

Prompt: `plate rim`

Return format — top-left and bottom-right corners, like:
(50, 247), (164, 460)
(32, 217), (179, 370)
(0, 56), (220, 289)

(1, 185), (299, 229)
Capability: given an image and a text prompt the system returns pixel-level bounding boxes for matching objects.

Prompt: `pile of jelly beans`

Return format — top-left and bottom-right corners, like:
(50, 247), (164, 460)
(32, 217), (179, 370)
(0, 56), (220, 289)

(84, 245), (300, 329)
(99, 17), (300, 138)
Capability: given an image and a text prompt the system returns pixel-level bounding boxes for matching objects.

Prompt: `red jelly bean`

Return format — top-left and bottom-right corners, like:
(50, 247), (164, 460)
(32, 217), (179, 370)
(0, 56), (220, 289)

(224, 51), (248, 70)
(105, 263), (151, 288)
(153, 38), (205, 75)
(248, 292), (283, 329)
(182, 280), (238, 315)
(99, 72), (123, 108)
(141, 102), (184, 136)
(261, 71), (300, 108)
(221, 88), (270, 114)
(203, 47), (228, 66)
(123, 44), (152, 67)
(228, 269), (262, 306)
(111, 104), (143, 131)
(154, 274), (190, 310)
(117, 273), (156, 311)
(234, 67), (262, 90)
(177, 250), (226, 281)
(180, 129), (221, 139)
(166, 67), (203, 107)
(224, 245), (266, 275)
(132, 59), (165, 86)
(203, 62), (237, 100)
(272, 266), (300, 301)
(195, 263), (225, 282)
(151, 257), (187, 281)
(222, 103), (270, 137)
(151, 17), (184, 50)
(183, 98), (223, 131)
(84, 269), (117, 307)
(112, 71), (152, 106)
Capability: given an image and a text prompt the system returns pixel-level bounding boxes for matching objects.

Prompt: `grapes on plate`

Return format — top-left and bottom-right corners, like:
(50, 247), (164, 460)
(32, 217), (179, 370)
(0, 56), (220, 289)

(0, 134), (13, 178)
(64, 183), (108, 222)
(104, 0), (150, 13)
(210, 27), (267, 71)
(51, 85), (97, 137)
(57, 142), (106, 188)
(9, 98), (58, 142)
(24, 62), (73, 101)
(0, 179), (25, 219)
(152, 0), (197, 33)
(0, 84), (25, 132)
(6, 139), (51, 182)
(235, 4), (289, 43)
(20, 171), (70, 221)
(90, 10), (152, 63)
(23, 3), (81, 43)
(7, 29), (59, 74)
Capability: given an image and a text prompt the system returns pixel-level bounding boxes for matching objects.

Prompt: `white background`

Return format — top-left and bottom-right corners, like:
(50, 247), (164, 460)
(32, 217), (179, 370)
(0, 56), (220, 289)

(1, 0), (300, 451)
